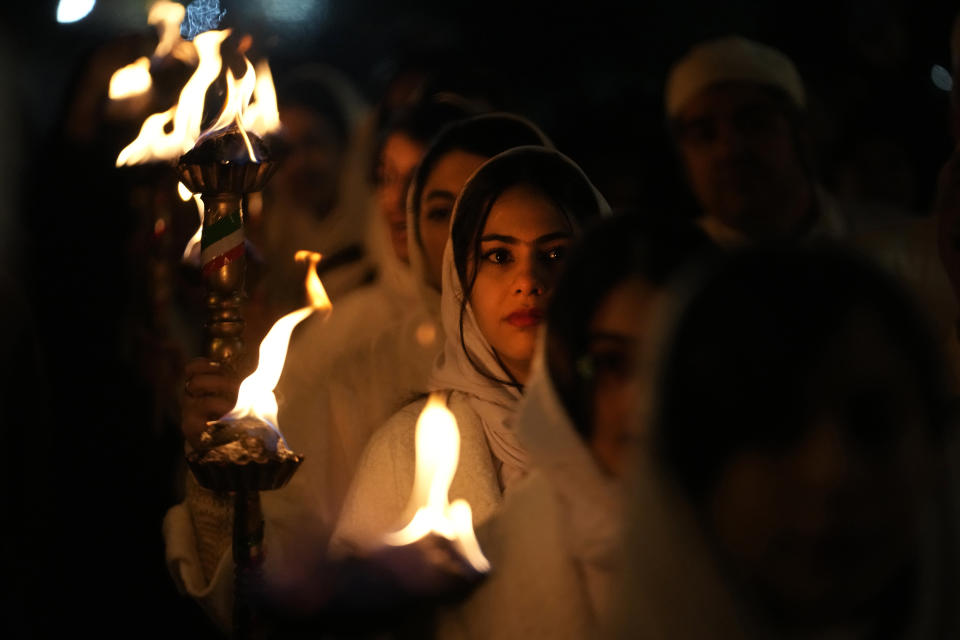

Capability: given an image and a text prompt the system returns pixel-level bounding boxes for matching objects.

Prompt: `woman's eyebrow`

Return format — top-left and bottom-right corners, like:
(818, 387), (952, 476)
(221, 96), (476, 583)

(480, 231), (573, 245)
(480, 233), (518, 244)
(536, 231), (572, 244)
(424, 189), (457, 201)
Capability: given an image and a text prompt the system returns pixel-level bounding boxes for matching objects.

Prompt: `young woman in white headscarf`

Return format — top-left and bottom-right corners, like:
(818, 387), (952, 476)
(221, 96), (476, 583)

(329, 146), (610, 555)
(615, 246), (960, 639)
(311, 113), (555, 485)
(435, 214), (715, 639)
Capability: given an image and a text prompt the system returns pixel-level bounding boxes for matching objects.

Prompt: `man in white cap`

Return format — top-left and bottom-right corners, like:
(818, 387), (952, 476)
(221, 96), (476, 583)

(665, 35), (844, 245)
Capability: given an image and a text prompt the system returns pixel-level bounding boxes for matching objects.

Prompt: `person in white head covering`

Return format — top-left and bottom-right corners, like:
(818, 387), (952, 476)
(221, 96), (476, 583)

(614, 246), (960, 639)
(297, 114), (556, 506)
(329, 146), (609, 555)
(665, 35), (844, 245)
(669, 35), (960, 393)
(434, 214), (715, 639)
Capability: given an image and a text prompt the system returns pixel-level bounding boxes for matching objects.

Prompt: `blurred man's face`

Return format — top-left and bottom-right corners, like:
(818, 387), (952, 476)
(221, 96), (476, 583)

(674, 83), (811, 239)
(706, 311), (935, 629)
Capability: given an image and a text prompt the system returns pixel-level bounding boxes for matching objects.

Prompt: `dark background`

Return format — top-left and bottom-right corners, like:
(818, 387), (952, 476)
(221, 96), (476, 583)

(0, 0), (957, 636)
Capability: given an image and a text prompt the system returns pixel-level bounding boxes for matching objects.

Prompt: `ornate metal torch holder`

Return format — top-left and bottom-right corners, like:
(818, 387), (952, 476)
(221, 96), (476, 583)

(178, 126), (299, 639)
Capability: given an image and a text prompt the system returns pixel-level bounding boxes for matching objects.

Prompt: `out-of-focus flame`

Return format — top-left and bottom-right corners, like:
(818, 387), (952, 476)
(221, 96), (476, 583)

(148, 1), (187, 60)
(116, 25), (281, 166)
(108, 57), (153, 100)
(245, 60), (280, 137)
(179, 181), (205, 264)
(384, 393), (491, 573)
(221, 252), (331, 428)
(205, 62), (258, 162)
(116, 28), (230, 166)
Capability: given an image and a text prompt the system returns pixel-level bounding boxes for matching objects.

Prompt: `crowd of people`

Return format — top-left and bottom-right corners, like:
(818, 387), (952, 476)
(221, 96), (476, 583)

(6, 5), (960, 637)
(143, 20), (960, 638)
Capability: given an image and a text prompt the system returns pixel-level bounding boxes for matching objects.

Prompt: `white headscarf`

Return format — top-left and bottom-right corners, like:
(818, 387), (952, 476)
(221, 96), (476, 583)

(428, 146), (610, 490)
(405, 113), (555, 320)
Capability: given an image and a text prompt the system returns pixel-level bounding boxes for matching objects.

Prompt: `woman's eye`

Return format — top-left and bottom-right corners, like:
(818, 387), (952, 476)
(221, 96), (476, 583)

(543, 246), (567, 262)
(425, 207), (451, 222)
(482, 248), (512, 264)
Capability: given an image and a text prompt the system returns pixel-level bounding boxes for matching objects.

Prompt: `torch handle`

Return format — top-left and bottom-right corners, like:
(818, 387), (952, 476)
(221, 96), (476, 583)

(199, 194), (247, 369)
(233, 488), (265, 640)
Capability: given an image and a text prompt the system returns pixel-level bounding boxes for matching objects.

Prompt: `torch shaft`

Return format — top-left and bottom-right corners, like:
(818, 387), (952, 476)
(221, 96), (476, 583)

(233, 488), (265, 639)
(199, 193), (247, 369)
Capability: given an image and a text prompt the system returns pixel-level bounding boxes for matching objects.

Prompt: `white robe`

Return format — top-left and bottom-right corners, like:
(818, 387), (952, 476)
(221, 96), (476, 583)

(435, 343), (624, 639)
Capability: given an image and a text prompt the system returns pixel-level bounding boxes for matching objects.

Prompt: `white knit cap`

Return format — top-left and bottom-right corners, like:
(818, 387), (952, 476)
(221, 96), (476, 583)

(665, 35), (806, 118)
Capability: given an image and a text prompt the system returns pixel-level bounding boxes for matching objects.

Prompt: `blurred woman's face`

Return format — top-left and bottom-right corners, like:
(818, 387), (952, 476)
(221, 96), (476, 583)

(587, 277), (658, 477)
(469, 185), (572, 384)
(273, 105), (344, 216)
(418, 150), (488, 289)
(377, 133), (424, 263)
(706, 311), (935, 628)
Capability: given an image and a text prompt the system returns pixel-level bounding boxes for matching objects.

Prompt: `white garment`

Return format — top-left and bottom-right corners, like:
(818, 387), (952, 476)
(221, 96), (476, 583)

(329, 392), (504, 556)
(696, 185), (847, 249)
(436, 340), (624, 639)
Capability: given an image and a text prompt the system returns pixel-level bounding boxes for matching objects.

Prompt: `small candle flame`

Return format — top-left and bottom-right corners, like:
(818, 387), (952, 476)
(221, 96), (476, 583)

(221, 252), (331, 429)
(384, 393), (491, 573)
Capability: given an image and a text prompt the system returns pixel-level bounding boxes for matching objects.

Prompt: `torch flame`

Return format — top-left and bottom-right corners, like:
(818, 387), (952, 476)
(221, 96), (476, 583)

(204, 62), (258, 162)
(384, 393), (491, 573)
(116, 28), (230, 166)
(108, 57), (153, 100)
(221, 252), (331, 429)
(245, 60), (281, 137)
(148, 0), (187, 60)
(116, 27), (281, 167)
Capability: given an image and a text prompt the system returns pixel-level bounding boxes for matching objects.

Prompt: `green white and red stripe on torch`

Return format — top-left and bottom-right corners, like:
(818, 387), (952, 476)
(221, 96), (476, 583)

(200, 209), (245, 277)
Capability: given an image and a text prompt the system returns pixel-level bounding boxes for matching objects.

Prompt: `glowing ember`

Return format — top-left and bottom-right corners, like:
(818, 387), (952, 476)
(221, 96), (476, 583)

(384, 394), (491, 573)
(220, 252), (331, 430)
(108, 57), (152, 100)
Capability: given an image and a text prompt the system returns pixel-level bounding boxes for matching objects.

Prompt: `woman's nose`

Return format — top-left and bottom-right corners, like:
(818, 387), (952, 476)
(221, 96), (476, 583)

(513, 257), (545, 296)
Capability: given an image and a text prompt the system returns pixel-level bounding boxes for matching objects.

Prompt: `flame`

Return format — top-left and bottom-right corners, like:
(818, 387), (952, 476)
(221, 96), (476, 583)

(116, 26), (281, 167)
(116, 28), (230, 166)
(148, 1), (187, 60)
(245, 60), (281, 137)
(221, 252), (331, 428)
(384, 393), (491, 573)
(108, 57), (153, 100)
(183, 197), (205, 265)
(205, 63), (258, 162)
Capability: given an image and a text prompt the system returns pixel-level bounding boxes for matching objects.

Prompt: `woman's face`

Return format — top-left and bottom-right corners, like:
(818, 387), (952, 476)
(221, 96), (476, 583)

(469, 185), (573, 384)
(587, 277), (659, 477)
(272, 105), (344, 217)
(419, 150), (488, 289)
(377, 132), (424, 263)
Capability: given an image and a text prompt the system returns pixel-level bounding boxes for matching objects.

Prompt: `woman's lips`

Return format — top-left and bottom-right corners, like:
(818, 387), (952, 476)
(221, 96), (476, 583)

(505, 308), (544, 328)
